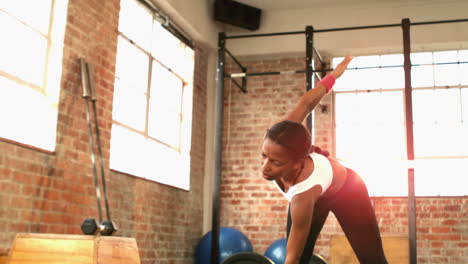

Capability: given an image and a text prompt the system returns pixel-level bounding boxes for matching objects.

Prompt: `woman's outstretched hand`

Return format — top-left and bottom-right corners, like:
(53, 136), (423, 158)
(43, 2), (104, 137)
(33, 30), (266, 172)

(284, 55), (353, 123)
(331, 55), (353, 79)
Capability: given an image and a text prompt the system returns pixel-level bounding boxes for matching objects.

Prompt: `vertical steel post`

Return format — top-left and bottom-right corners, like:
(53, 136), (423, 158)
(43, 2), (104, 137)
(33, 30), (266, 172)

(402, 18), (417, 264)
(305, 26), (314, 136)
(242, 66), (247, 93)
(211, 32), (226, 264)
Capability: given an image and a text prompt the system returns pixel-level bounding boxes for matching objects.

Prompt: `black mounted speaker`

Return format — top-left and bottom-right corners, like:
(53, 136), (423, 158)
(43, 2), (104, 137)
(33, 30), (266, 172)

(214, 0), (262, 31)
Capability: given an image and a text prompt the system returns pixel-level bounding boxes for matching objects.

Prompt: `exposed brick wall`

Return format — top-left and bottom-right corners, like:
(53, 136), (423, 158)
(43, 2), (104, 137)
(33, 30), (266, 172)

(221, 55), (468, 263)
(0, 0), (208, 263)
(221, 56), (306, 249)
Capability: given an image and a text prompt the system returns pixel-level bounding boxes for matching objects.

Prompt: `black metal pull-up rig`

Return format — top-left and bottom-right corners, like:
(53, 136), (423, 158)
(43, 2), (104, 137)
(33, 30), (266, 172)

(211, 17), (468, 264)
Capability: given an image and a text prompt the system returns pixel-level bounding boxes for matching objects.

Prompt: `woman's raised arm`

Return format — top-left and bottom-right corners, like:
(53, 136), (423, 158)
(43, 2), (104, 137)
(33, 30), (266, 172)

(285, 55), (353, 123)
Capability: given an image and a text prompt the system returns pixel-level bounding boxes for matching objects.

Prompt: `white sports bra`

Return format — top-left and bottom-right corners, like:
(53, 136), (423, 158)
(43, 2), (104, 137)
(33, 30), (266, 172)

(274, 152), (333, 202)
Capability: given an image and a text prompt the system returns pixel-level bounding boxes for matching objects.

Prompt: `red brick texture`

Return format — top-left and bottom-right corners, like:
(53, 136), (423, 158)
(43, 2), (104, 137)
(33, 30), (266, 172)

(221, 56), (468, 263)
(0, 0), (208, 263)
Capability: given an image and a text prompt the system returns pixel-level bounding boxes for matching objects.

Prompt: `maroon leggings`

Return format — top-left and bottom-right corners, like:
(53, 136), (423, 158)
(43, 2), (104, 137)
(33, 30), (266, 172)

(287, 168), (388, 264)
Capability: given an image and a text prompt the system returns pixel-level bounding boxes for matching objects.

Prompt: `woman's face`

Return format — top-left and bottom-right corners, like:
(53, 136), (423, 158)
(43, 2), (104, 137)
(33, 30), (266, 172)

(260, 138), (301, 181)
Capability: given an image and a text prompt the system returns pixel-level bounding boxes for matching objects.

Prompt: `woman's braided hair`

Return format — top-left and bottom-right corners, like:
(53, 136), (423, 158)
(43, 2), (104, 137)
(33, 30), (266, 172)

(265, 120), (330, 159)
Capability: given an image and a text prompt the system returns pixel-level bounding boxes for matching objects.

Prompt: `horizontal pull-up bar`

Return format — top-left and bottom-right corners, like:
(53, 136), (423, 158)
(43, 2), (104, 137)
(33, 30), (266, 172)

(315, 23), (401, 33)
(226, 18), (468, 39)
(317, 18), (468, 33)
(226, 30), (305, 39)
(227, 70), (306, 78)
(411, 18), (468, 26)
(226, 61), (468, 78)
(226, 70), (323, 81)
(320, 61), (468, 72)
(336, 84), (468, 94)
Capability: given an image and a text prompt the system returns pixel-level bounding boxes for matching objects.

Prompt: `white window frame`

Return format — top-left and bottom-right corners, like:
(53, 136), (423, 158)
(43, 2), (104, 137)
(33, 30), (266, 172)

(333, 51), (468, 197)
(0, 0), (67, 152)
(110, 0), (194, 190)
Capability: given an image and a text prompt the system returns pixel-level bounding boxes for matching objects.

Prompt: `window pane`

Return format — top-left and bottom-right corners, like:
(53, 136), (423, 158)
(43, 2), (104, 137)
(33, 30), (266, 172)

(115, 37), (149, 93)
(110, 124), (188, 190)
(433, 51), (460, 86)
(459, 50), (468, 61)
(461, 64), (468, 85)
(433, 50), (458, 63)
(0, 76), (57, 151)
(353, 68), (380, 90)
(414, 123), (468, 157)
(112, 81), (147, 131)
(336, 92), (406, 196)
(415, 159), (468, 196)
(380, 54), (403, 66)
(335, 51), (468, 197)
(180, 83), (193, 151)
(0, 12), (47, 86)
(149, 108), (181, 147)
(175, 45), (195, 80)
(113, 37), (149, 131)
(341, 56), (358, 68)
(413, 89), (468, 157)
(463, 88), (468, 123)
(434, 64), (460, 86)
(411, 65), (434, 88)
(152, 24), (194, 78)
(336, 91), (405, 160)
(356, 55), (380, 67)
(148, 62), (183, 147)
(118, 0), (152, 51)
(334, 69), (381, 91)
(379, 67), (404, 89)
(413, 89), (460, 124)
(0, 0), (52, 34)
(333, 56), (403, 91)
(411, 52), (433, 65)
(110, 124), (153, 177)
(144, 138), (185, 188)
(112, 0), (193, 190)
(151, 62), (182, 112)
(344, 159), (408, 197)
(333, 69), (359, 91)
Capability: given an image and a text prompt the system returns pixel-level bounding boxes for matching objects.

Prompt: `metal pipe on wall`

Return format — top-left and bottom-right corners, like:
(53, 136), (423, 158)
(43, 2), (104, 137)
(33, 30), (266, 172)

(211, 32), (226, 264)
(402, 18), (417, 264)
(226, 30), (305, 39)
(305, 26), (314, 134)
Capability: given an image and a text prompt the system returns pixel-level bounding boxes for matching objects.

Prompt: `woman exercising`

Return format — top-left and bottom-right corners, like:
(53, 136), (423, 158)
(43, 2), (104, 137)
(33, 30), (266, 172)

(260, 55), (388, 264)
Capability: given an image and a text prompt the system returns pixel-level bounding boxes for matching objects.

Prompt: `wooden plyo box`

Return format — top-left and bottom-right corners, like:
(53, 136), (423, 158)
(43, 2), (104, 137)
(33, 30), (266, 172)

(6, 233), (140, 264)
(330, 235), (409, 264)
(0, 254), (7, 264)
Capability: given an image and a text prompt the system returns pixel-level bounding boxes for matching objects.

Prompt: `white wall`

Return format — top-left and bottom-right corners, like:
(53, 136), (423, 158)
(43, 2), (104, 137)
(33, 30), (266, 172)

(224, 0), (468, 57)
(151, 0), (220, 50)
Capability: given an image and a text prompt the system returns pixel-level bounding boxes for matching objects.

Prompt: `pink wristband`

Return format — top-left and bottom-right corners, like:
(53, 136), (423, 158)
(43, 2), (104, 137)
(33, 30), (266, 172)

(319, 74), (336, 93)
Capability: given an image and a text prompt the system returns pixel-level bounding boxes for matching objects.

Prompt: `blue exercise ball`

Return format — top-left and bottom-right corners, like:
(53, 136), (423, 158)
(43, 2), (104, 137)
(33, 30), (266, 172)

(265, 238), (328, 264)
(195, 227), (253, 264)
(264, 238), (287, 264)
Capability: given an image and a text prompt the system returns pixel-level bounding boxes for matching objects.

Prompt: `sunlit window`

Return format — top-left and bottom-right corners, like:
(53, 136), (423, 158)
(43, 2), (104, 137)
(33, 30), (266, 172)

(333, 50), (468, 196)
(0, 0), (68, 151)
(110, 0), (194, 190)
